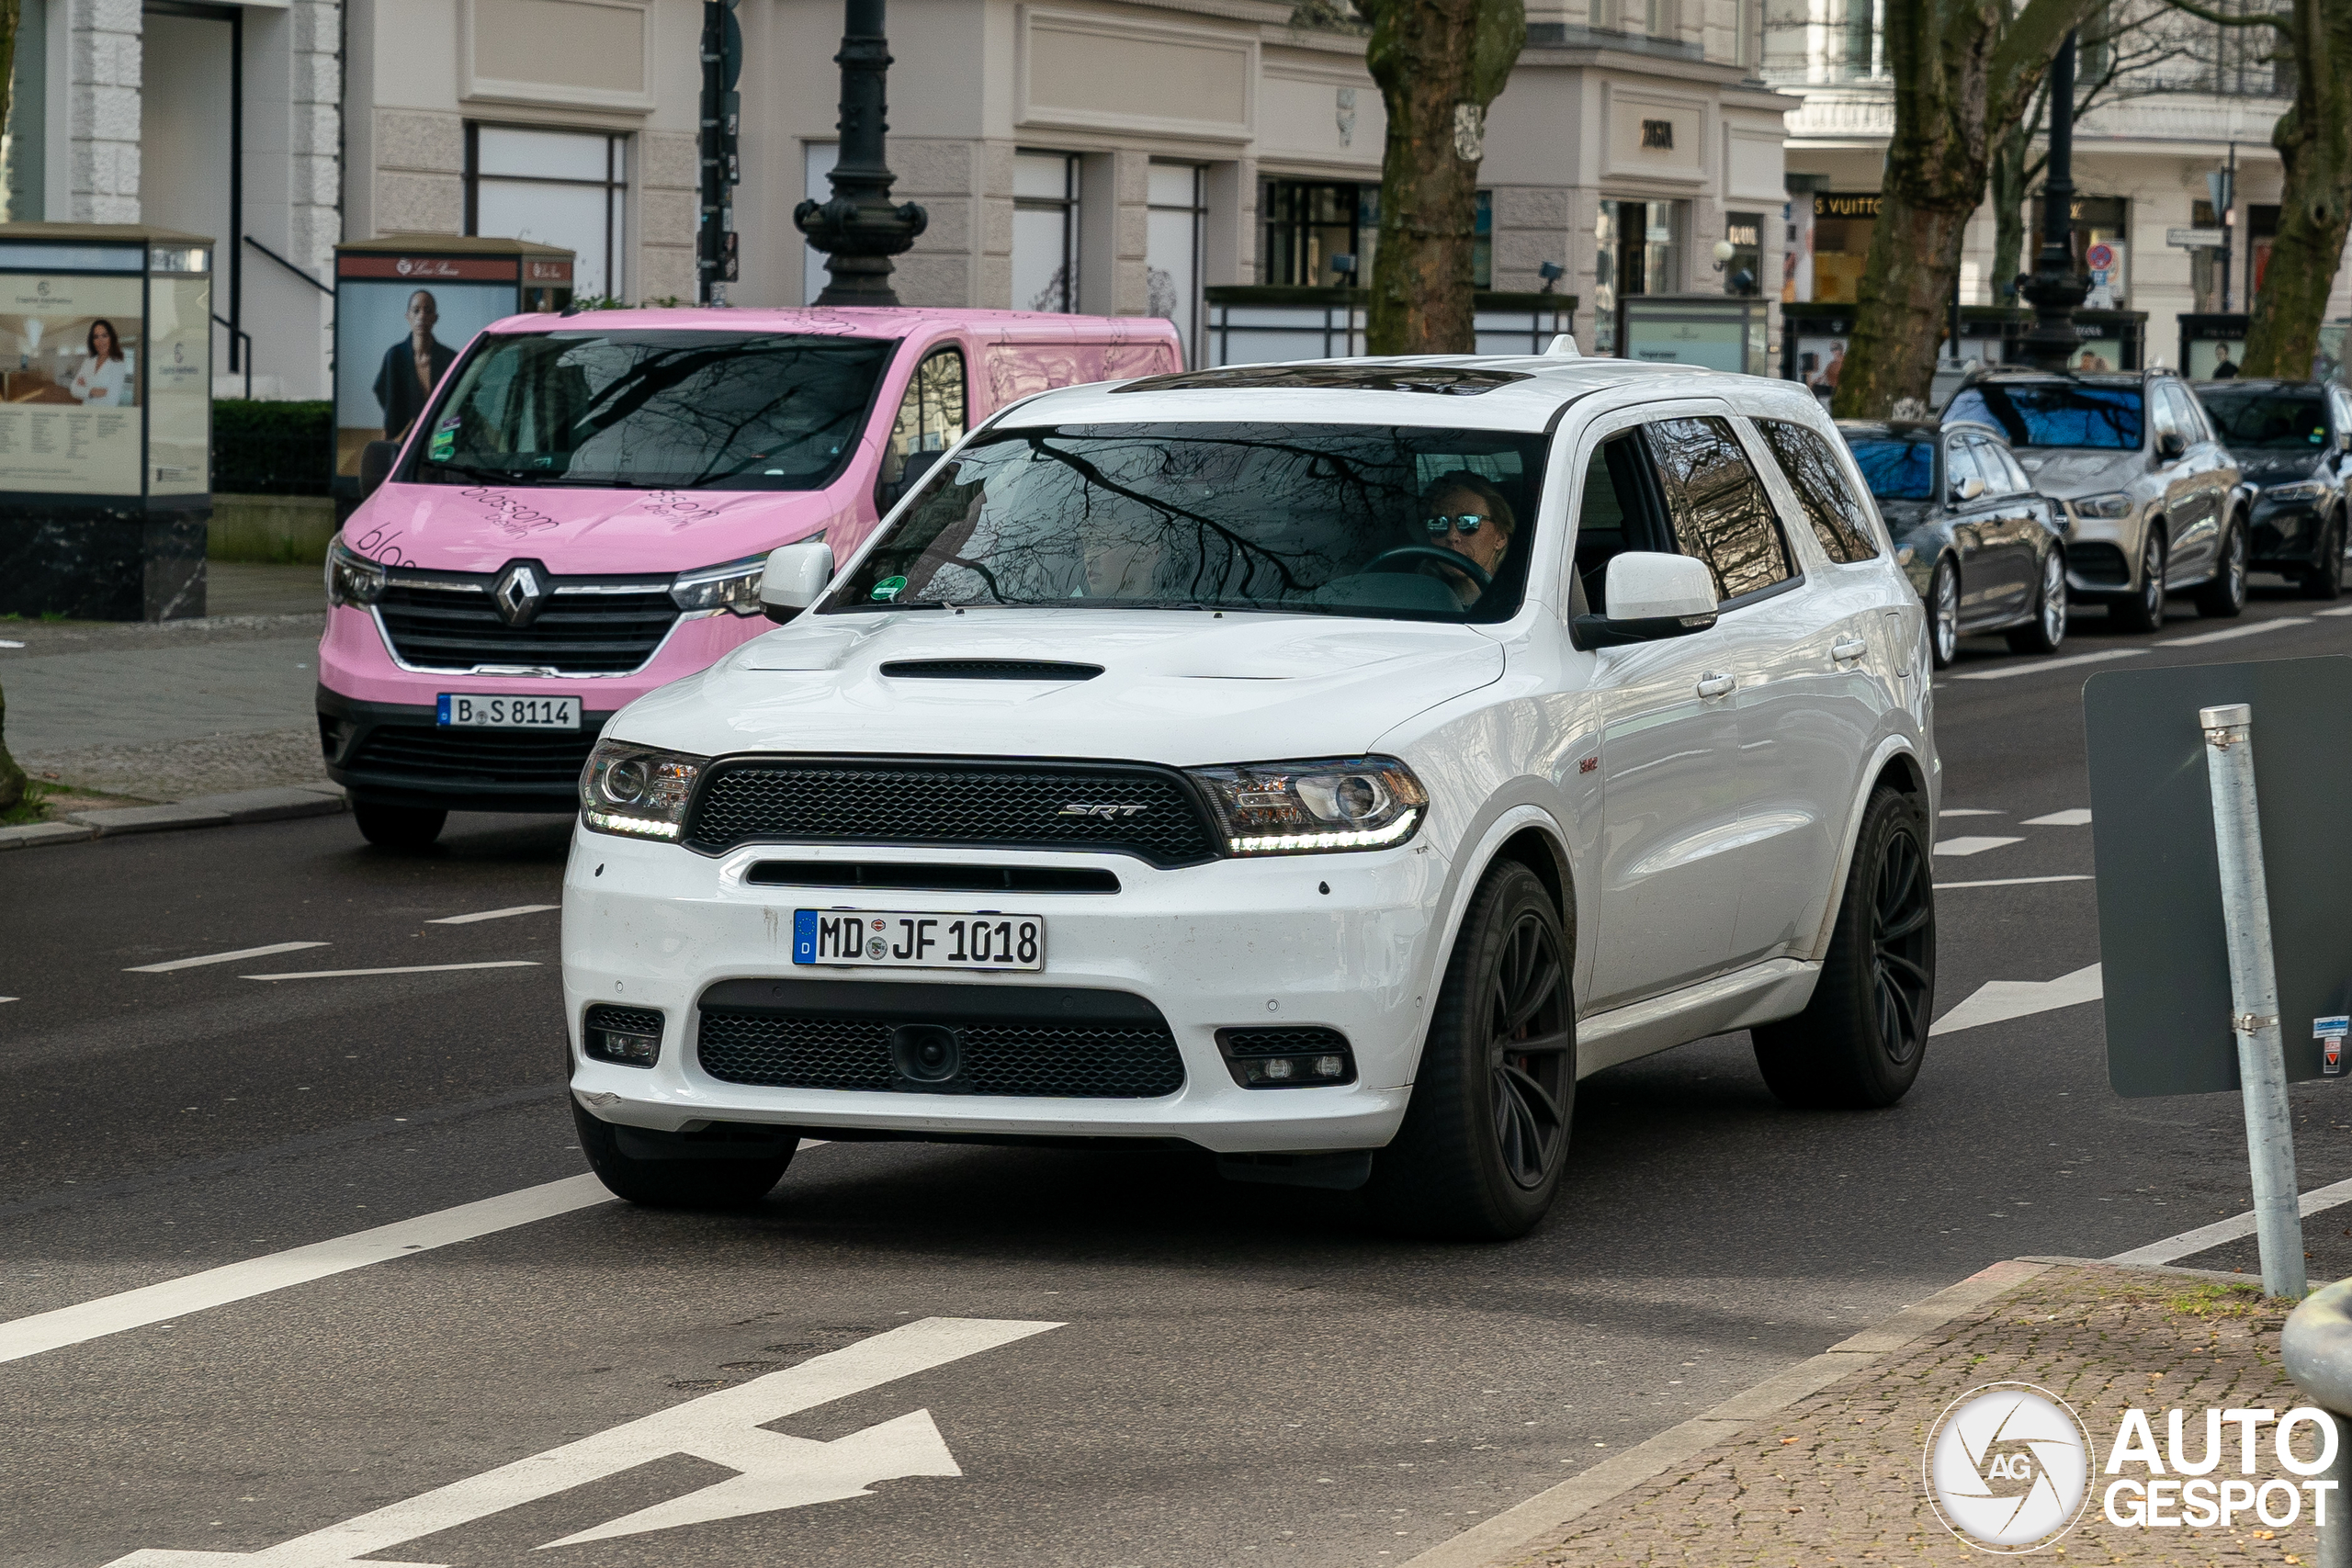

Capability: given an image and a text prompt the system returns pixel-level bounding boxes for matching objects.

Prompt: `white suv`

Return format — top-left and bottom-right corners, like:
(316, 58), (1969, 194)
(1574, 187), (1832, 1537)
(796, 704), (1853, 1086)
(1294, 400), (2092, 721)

(561, 354), (1939, 1239)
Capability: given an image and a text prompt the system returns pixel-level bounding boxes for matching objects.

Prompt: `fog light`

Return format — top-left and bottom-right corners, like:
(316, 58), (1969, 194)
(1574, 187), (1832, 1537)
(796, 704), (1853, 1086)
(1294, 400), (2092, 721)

(1313, 1055), (1346, 1078)
(1216, 1027), (1356, 1089)
(582, 1004), (663, 1068)
(1262, 1057), (1295, 1080)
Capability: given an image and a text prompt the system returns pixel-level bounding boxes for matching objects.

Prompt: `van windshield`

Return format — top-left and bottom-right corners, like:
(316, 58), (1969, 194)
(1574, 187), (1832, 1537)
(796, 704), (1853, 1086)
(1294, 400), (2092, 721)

(826, 422), (1548, 624)
(402, 330), (893, 490)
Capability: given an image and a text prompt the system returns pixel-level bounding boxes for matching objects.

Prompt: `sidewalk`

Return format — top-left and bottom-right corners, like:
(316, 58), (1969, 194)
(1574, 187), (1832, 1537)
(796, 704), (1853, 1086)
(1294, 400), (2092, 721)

(1474, 1260), (2312, 1566)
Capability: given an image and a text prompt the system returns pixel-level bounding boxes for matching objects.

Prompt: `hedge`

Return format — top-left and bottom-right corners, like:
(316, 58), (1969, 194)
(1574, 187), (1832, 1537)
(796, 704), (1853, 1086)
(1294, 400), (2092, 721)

(212, 400), (334, 495)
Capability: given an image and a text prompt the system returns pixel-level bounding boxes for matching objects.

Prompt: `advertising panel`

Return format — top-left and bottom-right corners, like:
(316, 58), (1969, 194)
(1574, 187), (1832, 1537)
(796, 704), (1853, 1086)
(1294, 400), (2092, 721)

(149, 273), (211, 495)
(0, 273), (143, 495)
(334, 265), (518, 479)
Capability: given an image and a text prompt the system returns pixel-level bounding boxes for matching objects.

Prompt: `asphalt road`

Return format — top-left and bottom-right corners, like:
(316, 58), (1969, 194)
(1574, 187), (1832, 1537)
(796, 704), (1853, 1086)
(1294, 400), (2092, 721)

(6, 582), (2352, 1568)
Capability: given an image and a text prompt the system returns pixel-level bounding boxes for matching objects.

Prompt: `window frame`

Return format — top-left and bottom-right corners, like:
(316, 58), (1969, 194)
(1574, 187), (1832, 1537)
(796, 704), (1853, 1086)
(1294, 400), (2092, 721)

(1012, 150), (1081, 313)
(463, 121), (630, 301)
(874, 343), (970, 511)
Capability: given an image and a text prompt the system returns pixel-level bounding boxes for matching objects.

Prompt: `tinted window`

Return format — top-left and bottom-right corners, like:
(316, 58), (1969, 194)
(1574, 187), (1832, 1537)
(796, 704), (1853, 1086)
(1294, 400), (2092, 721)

(407, 330), (893, 491)
(831, 422), (1549, 624)
(1946, 383), (2145, 450)
(1966, 436), (2017, 494)
(1847, 437), (1936, 502)
(880, 348), (967, 490)
(1758, 419), (1880, 562)
(1944, 439), (1984, 497)
(2199, 388), (2331, 450)
(1644, 417), (1793, 600)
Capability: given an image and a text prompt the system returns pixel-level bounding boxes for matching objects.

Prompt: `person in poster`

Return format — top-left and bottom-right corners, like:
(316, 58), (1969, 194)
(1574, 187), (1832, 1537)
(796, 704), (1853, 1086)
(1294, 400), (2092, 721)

(373, 289), (457, 441)
(68, 320), (133, 405)
(2211, 343), (2241, 380)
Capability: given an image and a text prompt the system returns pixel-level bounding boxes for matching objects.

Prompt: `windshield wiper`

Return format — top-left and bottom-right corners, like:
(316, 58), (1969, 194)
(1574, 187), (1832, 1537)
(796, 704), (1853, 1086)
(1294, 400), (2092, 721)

(421, 460), (559, 487)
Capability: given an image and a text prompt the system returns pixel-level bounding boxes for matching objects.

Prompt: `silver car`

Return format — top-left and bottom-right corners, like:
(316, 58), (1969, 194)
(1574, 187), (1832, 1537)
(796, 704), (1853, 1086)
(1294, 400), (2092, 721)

(1944, 369), (2245, 629)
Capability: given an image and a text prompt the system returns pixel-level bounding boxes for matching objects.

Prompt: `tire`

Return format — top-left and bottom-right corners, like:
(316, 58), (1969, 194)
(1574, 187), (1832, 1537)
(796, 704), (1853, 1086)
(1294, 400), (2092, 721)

(353, 800), (447, 849)
(1927, 558), (1961, 670)
(1752, 787), (1935, 1110)
(2301, 513), (2345, 601)
(2192, 517), (2248, 618)
(571, 1100), (795, 1209)
(1363, 861), (1574, 1242)
(2110, 525), (2166, 632)
(2005, 547), (2068, 655)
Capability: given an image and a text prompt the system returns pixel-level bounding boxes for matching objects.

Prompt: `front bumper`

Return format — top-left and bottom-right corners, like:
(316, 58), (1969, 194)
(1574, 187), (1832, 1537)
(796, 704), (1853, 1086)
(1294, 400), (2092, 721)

(2249, 495), (2329, 567)
(2061, 506), (2143, 597)
(560, 830), (1447, 1153)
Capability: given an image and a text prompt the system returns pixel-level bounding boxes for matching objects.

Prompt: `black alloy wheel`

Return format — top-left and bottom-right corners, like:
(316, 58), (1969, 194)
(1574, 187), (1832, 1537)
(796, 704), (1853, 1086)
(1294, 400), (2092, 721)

(2193, 519), (2248, 617)
(2006, 547), (2068, 655)
(2111, 526), (2166, 632)
(2301, 513), (2346, 601)
(1753, 787), (1936, 1110)
(1365, 860), (1574, 1240)
(1928, 558), (1961, 669)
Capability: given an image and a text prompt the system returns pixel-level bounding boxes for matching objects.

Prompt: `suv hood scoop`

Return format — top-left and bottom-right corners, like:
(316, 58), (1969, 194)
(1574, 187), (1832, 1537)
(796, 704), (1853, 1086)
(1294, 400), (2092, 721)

(634, 609), (1507, 766)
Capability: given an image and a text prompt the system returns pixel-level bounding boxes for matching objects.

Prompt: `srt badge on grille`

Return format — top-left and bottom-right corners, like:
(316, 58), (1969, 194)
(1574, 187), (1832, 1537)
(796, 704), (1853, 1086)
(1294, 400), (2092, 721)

(1059, 802), (1148, 819)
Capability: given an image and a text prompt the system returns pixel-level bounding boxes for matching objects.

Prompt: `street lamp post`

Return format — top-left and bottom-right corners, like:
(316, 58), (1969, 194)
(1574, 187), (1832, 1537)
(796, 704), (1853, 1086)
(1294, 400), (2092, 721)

(794, 0), (928, 308)
(2018, 30), (2089, 371)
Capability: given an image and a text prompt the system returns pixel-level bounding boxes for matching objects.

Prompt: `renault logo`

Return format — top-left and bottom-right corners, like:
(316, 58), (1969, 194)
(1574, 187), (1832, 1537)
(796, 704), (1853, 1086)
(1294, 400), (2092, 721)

(492, 562), (547, 626)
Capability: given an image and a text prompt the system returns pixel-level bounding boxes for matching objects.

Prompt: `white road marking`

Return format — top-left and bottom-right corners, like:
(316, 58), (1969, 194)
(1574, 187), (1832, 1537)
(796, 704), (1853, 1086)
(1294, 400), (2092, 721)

(0, 1175), (613, 1365)
(1939, 808), (2004, 818)
(2022, 808), (2093, 827)
(2159, 617), (2312, 648)
(0, 639), (23, 649)
(1933, 836), (2025, 857)
(2316, 605), (2352, 618)
(1933, 874), (2094, 890)
(425, 904), (560, 925)
(102, 1318), (1061, 1566)
(0, 997), (16, 1004)
(127, 942), (330, 974)
(2109, 1175), (2352, 1267)
(243, 961), (540, 981)
(1951, 648), (2147, 681)
(1929, 963), (2102, 1037)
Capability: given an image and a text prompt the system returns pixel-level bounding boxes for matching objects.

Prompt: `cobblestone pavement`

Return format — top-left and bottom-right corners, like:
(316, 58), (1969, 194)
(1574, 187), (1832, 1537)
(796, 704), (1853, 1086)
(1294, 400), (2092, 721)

(1504, 1263), (2324, 1566)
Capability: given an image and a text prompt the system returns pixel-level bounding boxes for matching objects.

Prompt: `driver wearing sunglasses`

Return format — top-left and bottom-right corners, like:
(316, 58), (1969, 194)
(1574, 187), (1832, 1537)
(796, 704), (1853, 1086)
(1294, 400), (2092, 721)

(1413, 471), (1518, 608)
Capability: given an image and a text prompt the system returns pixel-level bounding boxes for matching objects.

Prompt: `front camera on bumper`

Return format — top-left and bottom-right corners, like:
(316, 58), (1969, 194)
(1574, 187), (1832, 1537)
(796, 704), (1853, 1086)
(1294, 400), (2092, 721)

(579, 739), (707, 840)
(1190, 756), (1428, 856)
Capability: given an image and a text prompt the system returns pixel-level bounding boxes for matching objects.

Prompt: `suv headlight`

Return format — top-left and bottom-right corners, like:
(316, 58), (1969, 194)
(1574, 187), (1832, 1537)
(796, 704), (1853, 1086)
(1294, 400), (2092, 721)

(2266, 479), (2331, 502)
(2072, 491), (2133, 520)
(670, 553), (770, 616)
(326, 536), (387, 607)
(1189, 756), (1429, 855)
(580, 739), (707, 839)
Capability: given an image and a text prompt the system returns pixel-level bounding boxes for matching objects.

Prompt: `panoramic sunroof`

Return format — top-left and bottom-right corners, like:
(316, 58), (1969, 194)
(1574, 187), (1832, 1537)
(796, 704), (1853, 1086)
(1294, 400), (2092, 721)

(1111, 364), (1532, 396)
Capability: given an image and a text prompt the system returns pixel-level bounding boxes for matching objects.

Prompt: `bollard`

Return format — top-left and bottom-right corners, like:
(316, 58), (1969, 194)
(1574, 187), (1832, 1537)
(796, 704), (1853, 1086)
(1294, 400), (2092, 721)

(2280, 1280), (2352, 1568)
(2199, 702), (2307, 1300)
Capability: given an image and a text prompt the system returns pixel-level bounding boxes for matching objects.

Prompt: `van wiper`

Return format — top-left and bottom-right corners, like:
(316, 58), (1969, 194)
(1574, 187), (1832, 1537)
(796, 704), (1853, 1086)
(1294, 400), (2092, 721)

(421, 460), (555, 487)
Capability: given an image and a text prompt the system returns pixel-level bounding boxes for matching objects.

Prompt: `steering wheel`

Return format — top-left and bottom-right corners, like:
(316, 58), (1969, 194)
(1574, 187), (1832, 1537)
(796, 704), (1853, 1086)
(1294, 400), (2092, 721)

(1360, 545), (1492, 592)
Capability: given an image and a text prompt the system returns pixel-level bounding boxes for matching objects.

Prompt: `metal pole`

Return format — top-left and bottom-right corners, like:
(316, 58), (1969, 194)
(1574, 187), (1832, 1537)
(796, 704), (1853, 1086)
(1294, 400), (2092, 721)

(2200, 702), (2307, 1299)
(2018, 32), (2089, 370)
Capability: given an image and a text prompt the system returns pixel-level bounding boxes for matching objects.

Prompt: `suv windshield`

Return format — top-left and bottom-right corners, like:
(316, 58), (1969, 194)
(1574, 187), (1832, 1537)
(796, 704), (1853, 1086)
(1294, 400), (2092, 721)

(827, 422), (1548, 623)
(403, 330), (892, 490)
(2197, 388), (2330, 450)
(1846, 438), (1936, 502)
(1945, 383), (2143, 450)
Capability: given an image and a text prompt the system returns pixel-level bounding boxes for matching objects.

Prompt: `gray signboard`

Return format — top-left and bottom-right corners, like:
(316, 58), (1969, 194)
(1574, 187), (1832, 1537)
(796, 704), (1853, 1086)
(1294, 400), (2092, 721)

(2086, 655), (2352, 1097)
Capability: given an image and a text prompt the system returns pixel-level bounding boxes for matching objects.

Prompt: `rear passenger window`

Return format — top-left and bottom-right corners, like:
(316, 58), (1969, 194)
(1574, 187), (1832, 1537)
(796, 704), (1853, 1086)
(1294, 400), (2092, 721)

(1644, 416), (1794, 602)
(1754, 418), (1880, 564)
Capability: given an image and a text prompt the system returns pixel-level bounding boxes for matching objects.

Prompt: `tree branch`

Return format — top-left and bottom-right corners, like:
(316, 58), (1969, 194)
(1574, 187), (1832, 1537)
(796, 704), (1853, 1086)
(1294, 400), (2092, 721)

(2157, 0), (2288, 29)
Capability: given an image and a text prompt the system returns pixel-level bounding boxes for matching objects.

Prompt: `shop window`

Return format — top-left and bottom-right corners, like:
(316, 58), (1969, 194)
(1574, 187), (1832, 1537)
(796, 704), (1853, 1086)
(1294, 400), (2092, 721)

(1259, 180), (1490, 291)
(1148, 164), (1205, 363)
(1012, 152), (1080, 313)
(1723, 211), (1764, 296)
(1809, 192), (1878, 305)
(1593, 199), (1684, 352)
(466, 125), (628, 301)
(2028, 193), (2128, 306)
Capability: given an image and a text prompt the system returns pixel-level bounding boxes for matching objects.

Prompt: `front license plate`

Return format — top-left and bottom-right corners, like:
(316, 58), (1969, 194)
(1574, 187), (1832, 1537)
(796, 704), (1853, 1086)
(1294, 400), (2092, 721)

(436, 694), (581, 729)
(793, 909), (1046, 971)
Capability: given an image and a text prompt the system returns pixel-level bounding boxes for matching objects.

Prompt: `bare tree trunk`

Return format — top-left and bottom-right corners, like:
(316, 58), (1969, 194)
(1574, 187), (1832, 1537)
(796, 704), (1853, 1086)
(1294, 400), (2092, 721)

(2241, 0), (2352, 377)
(1988, 130), (2035, 306)
(0, 0), (20, 182)
(1833, 0), (2103, 417)
(0, 682), (26, 815)
(1361, 0), (1526, 355)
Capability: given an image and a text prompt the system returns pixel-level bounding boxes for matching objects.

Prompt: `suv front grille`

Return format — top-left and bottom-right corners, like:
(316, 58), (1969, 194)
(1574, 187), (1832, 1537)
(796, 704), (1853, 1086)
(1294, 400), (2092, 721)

(377, 580), (678, 674)
(683, 758), (1220, 864)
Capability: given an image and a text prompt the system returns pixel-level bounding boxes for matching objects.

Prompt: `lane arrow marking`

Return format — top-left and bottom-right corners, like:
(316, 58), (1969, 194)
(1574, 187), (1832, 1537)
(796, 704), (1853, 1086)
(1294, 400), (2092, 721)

(1930, 963), (2103, 1037)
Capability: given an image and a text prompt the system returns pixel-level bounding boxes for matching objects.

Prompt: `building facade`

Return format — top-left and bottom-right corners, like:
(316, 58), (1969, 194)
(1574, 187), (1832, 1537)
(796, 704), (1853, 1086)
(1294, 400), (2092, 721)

(1, 0), (1792, 396)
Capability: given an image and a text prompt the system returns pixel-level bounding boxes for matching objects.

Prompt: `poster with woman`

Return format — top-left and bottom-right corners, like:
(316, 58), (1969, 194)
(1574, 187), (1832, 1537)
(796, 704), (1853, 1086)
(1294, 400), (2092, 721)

(0, 274), (144, 496)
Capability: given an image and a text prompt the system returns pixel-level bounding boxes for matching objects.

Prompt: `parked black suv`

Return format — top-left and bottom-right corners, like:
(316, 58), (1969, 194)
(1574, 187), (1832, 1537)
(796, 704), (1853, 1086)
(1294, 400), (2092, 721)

(2190, 378), (2351, 600)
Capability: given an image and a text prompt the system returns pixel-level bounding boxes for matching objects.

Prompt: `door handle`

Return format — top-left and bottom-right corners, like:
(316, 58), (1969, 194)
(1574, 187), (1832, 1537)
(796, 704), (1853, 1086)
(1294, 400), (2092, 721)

(1695, 673), (1735, 698)
(1831, 637), (1868, 662)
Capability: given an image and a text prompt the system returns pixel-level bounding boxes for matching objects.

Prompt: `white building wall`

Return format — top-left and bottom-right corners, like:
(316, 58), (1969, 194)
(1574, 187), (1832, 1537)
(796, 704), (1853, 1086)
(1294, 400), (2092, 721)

(65, 0), (141, 223)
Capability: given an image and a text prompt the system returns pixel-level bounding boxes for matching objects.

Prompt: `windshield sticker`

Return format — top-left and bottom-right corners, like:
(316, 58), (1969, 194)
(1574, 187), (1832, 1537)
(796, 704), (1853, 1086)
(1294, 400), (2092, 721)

(427, 416), (460, 463)
(872, 575), (908, 603)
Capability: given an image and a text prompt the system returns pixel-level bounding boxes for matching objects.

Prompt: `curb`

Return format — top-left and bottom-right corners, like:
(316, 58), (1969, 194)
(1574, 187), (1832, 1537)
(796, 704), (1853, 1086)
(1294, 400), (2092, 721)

(1401, 1258), (2055, 1568)
(0, 785), (345, 850)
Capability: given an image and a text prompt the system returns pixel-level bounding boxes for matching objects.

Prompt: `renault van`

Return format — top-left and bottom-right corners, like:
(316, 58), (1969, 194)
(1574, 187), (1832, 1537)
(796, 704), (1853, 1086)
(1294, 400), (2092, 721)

(317, 306), (1182, 847)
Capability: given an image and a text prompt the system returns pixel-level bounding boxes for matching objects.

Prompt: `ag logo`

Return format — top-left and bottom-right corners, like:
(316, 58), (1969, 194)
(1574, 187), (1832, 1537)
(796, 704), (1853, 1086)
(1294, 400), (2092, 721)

(1925, 1382), (2091, 1552)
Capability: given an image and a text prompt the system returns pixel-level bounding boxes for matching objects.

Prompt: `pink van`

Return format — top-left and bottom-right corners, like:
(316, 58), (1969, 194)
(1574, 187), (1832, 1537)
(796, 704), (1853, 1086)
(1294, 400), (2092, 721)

(317, 306), (1182, 847)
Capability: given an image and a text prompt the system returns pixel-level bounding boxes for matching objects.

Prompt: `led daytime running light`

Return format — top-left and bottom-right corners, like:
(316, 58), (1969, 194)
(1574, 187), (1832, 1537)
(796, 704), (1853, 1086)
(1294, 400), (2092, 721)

(1229, 807), (1419, 856)
(582, 808), (682, 839)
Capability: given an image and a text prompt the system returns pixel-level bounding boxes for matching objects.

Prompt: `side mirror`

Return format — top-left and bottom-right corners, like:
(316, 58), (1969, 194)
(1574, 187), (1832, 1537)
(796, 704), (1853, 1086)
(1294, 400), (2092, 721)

(1575, 553), (1720, 649)
(759, 540), (835, 625)
(2157, 431), (2188, 460)
(358, 441), (401, 501)
(1952, 476), (1986, 502)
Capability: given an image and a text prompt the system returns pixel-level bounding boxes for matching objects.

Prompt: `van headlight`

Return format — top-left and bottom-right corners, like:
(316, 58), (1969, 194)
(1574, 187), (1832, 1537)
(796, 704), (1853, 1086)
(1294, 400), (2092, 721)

(1189, 756), (1428, 855)
(326, 537), (387, 607)
(670, 554), (770, 616)
(580, 739), (707, 839)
